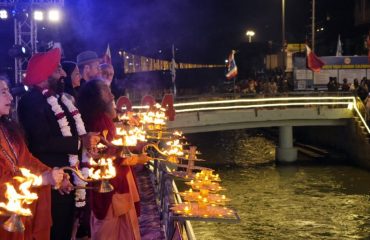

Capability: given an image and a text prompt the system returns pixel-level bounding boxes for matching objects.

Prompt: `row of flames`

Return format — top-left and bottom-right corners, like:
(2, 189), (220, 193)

(0, 102), (180, 230)
(0, 100), (215, 232)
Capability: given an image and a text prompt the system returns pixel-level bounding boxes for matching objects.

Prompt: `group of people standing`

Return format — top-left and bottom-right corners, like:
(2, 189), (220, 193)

(327, 76), (370, 122)
(0, 47), (148, 240)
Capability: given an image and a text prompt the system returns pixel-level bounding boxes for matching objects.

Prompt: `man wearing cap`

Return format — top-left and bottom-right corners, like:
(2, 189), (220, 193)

(17, 48), (101, 240)
(77, 50), (101, 83)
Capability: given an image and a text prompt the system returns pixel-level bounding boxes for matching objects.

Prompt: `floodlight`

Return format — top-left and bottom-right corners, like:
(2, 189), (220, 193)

(48, 9), (60, 22)
(33, 10), (44, 21)
(0, 9), (8, 20)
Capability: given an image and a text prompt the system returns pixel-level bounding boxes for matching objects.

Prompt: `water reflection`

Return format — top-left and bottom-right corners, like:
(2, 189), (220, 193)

(186, 130), (370, 240)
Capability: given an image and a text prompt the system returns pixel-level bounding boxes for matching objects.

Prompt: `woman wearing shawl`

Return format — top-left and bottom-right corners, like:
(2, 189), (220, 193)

(0, 76), (66, 240)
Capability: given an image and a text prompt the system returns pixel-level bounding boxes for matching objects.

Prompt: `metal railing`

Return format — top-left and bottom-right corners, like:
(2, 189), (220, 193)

(133, 92), (370, 135)
(141, 93), (370, 239)
(147, 160), (196, 240)
(128, 90), (354, 105)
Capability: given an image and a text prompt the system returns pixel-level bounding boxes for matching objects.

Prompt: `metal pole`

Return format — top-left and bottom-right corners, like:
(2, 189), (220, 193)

(282, 0), (286, 72)
(171, 44), (177, 96)
(312, 0), (315, 52)
(233, 77), (236, 97)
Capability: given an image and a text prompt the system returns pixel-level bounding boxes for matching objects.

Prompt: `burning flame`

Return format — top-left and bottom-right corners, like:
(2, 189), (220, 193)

(139, 104), (167, 127)
(111, 138), (124, 146)
(89, 158), (98, 166)
(88, 158), (116, 180)
(97, 143), (106, 149)
(163, 139), (184, 156)
(0, 183), (33, 216)
(0, 168), (43, 216)
(113, 127), (147, 147)
(118, 114), (129, 121)
(19, 168), (43, 187)
(116, 127), (125, 136)
(123, 135), (137, 147)
(173, 131), (183, 137)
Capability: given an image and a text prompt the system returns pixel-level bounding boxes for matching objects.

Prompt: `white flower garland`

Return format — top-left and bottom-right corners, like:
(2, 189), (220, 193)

(43, 89), (89, 207)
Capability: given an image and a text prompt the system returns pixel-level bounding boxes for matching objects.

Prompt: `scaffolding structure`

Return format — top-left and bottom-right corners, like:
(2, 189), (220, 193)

(0, 0), (64, 84)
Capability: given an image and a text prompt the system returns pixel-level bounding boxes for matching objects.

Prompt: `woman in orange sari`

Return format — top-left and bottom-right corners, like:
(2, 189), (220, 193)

(0, 77), (66, 240)
(78, 79), (149, 240)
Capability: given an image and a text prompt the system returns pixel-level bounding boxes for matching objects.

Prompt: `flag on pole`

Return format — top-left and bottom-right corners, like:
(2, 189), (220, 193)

(336, 35), (342, 56)
(170, 44), (177, 96)
(102, 44), (112, 64)
(306, 45), (324, 72)
(226, 50), (238, 80)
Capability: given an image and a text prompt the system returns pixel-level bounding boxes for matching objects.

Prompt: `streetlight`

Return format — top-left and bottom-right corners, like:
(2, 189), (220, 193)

(246, 30), (255, 43)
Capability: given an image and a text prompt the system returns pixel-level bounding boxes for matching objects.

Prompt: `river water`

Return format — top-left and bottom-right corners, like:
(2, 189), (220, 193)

(184, 130), (370, 240)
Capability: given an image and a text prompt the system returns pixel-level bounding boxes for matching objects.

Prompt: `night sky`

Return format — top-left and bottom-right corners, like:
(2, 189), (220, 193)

(0, 0), (313, 69)
(1, 0), (357, 77)
(60, 0), (310, 63)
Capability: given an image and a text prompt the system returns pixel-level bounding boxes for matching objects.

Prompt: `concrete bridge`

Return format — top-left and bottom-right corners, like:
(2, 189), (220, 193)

(162, 93), (369, 163)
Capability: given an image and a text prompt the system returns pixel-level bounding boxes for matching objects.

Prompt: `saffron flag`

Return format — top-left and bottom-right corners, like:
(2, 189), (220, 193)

(225, 50), (238, 80)
(306, 45), (324, 72)
(102, 44), (112, 64)
(336, 35), (342, 56)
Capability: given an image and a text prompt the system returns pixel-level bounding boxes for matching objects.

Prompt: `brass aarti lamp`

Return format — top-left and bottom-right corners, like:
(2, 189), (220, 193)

(137, 104), (168, 139)
(59, 157), (116, 193)
(142, 138), (185, 164)
(112, 126), (147, 148)
(0, 168), (44, 232)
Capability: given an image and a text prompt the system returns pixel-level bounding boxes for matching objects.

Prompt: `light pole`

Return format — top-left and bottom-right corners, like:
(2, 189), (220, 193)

(281, 0), (286, 72)
(311, 0), (315, 52)
(246, 30), (255, 43)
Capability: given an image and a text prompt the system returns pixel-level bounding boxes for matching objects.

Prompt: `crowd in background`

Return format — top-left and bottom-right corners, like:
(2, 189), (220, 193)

(326, 76), (370, 120)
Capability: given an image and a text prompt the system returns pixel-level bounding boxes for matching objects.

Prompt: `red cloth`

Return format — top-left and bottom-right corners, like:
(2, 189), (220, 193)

(306, 45), (324, 72)
(24, 48), (61, 86)
(87, 113), (139, 220)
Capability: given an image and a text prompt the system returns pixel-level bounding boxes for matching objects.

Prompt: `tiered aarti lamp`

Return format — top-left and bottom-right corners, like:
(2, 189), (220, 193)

(60, 157), (116, 193)
(141, 130), (189, 164)
(168, 145), (207, 179)
(112, 126), (147, 147)
(139, 104), (167, 130)
(116, 100), (238, 221)
(0, 168), (43, 232)
(171, 167), (237, 219)
(138, 104), (168, 139)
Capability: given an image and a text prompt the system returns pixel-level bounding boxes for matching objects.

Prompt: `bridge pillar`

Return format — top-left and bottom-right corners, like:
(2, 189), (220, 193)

(276, 126), (297, 162)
